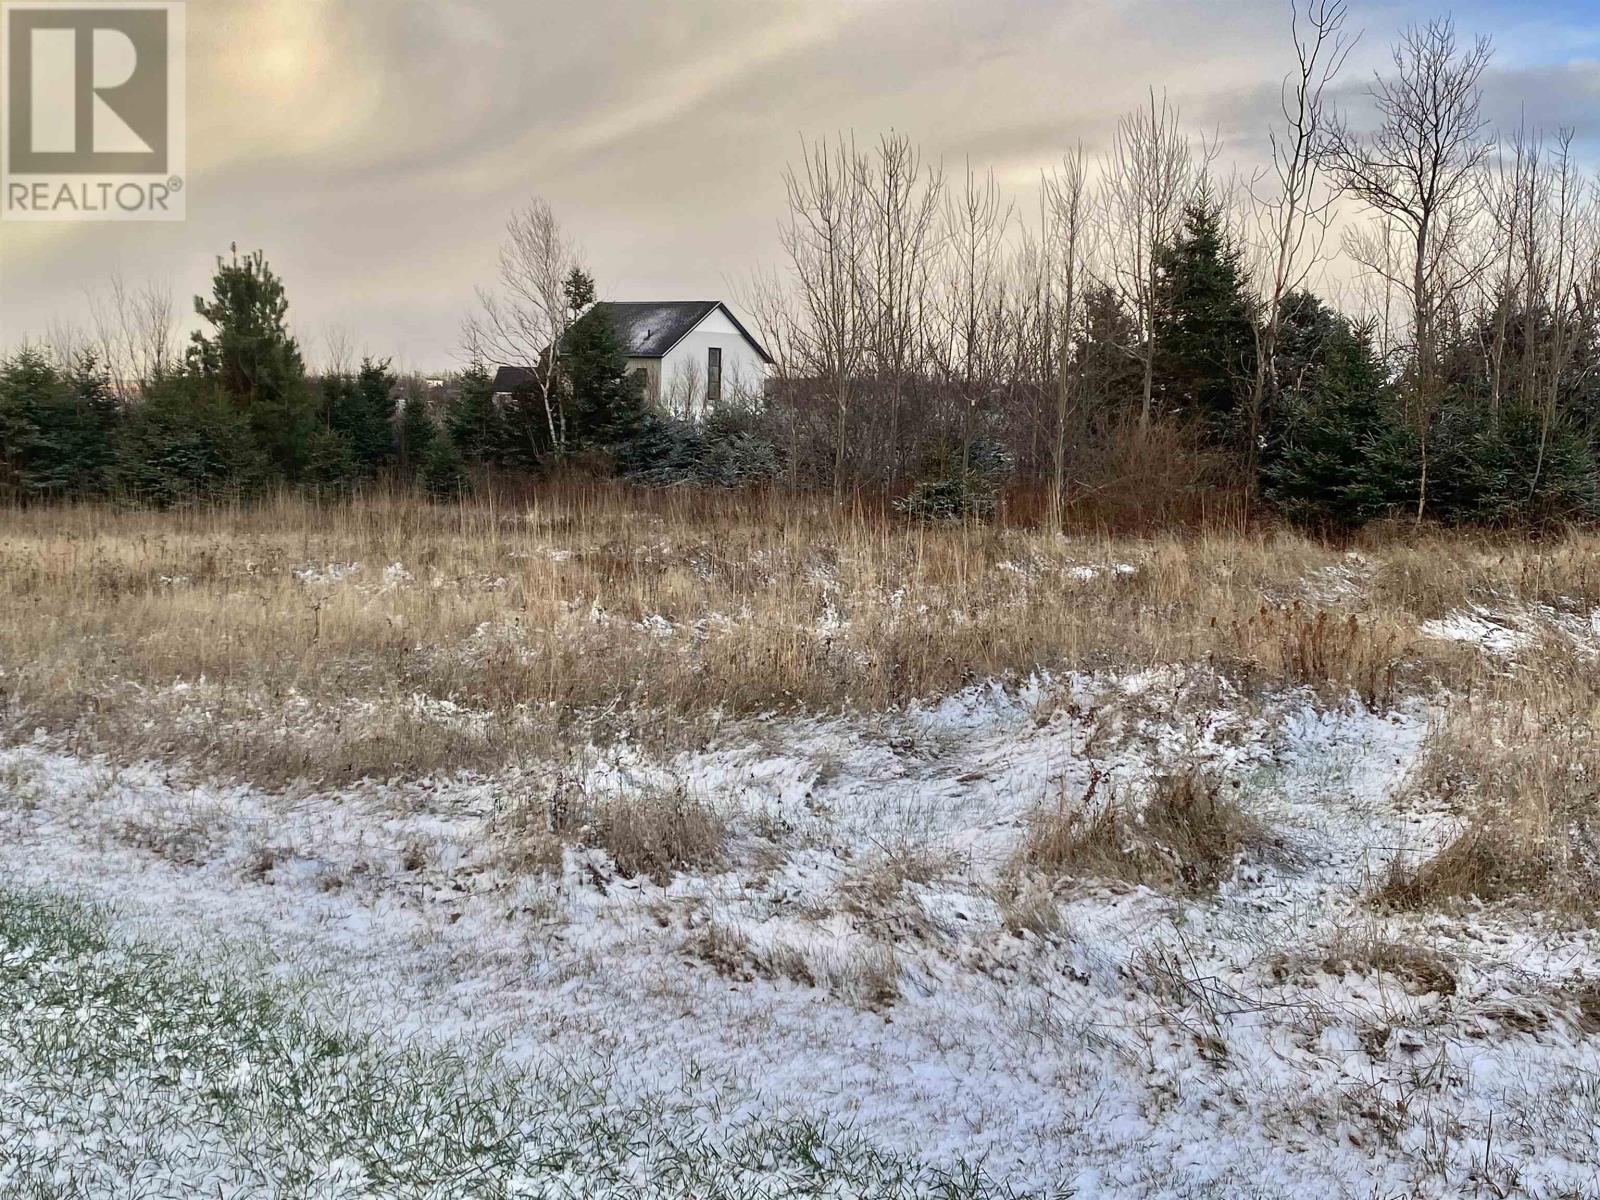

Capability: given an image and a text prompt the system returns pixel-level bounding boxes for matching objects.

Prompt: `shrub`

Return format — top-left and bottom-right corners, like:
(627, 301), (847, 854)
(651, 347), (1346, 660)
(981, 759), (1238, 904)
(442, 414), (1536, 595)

(619, 410), (781, 488)
(897, 439), (1009, 521)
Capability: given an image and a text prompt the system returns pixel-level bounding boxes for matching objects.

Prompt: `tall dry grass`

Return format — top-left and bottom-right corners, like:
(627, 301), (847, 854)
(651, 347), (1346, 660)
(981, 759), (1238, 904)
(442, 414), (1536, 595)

(0, 485), (1590, 786)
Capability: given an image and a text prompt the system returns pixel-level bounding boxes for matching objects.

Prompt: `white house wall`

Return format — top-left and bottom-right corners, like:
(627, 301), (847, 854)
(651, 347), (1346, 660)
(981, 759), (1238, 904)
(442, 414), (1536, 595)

(657, 308), (768, 418)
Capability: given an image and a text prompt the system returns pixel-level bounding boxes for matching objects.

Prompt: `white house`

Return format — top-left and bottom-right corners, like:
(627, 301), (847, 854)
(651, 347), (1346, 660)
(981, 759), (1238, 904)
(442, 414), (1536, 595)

(493, 300), (772, 419)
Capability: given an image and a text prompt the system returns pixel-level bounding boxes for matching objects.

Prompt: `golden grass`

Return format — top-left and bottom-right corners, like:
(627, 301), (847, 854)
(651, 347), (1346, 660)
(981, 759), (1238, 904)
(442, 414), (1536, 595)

(0, 485), (1594, 790)
(1271, 930), (1459, 997)
(1014, 770), (1268, 895)
(1376, 685), (1600, 917)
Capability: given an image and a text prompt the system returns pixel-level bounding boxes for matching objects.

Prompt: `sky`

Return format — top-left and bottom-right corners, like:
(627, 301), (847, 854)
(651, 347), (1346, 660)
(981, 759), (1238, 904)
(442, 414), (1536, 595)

(1, 0), (1597, 372)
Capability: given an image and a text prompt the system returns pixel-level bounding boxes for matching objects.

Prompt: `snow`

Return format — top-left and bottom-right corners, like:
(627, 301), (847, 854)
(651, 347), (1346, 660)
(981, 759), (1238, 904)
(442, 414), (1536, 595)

(3, 666), (1599, 1196)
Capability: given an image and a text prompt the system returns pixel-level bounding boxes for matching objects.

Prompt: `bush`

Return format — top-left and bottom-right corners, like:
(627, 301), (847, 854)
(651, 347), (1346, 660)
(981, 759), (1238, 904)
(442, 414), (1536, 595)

(896, 439), (1009, 520)
(619, 410), (781, 487)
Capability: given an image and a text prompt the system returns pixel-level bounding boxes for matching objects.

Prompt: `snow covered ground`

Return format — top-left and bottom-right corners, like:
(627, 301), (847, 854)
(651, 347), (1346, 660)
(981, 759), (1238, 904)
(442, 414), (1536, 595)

(4, 664), (1599, 1198)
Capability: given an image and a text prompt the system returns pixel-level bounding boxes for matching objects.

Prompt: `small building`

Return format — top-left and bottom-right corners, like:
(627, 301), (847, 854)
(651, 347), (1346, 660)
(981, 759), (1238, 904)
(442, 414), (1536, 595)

(492, 300), (772, 420)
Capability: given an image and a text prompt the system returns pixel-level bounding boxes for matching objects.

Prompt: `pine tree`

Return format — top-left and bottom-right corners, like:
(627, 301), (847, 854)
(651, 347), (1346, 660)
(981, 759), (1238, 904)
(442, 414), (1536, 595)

(187, 246), (316, 479)
(1151, 198), (1258, 436)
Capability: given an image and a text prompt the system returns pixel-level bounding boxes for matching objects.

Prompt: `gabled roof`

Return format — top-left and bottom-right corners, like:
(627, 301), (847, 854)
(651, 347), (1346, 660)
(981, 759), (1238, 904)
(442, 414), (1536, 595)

(491, 365), (536, 393)
(576, 300), (774, 364)
(490, 301), (774, 393)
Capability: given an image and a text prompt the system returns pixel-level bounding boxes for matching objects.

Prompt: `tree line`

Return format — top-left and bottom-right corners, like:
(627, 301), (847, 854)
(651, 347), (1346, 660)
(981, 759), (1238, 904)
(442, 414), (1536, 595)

(6, 2), (1600, 527)
(743, 4), (1600, 525)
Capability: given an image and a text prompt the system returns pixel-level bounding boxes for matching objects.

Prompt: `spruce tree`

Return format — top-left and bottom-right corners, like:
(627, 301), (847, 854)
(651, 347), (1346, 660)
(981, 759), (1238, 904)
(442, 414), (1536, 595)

(1151, 198), (1257, 436)
(0, 348), (119, 499)
(114, 375), (265, 506)
(420, 436), (469, 498)
(352, 357), (398, 470)
(565, 307), (646, 448)
(323, 356), (398, 479)
(1266, 314), (1414, 527)
(398, 389), (438, 475)
(445, 363), (504, 463)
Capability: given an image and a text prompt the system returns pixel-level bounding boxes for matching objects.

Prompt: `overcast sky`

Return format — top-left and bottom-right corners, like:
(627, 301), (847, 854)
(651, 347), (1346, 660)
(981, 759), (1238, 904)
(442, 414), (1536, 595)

(2, 0), (1597, 371)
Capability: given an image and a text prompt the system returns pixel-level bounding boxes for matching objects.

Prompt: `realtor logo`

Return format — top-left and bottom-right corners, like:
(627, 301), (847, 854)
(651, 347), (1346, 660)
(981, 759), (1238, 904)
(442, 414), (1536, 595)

(2, 1), (185, 220)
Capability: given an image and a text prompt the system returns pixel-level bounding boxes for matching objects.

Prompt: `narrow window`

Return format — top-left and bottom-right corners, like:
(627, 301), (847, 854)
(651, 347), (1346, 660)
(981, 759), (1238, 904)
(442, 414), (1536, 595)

(707, 347), (722, 407)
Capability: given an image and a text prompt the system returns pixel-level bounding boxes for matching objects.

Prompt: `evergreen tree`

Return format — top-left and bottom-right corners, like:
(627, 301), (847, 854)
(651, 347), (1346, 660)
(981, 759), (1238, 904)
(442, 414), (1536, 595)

(420, 436), (469, 498)
(1477, 405), (1597, 524)
(322, 356), (398, 479)
(1266, 314), (1414, 527)
(397, 389), (438, 474)
(302, 427), (357, 496)
(0, 348), (119, 499)
(351, 357), (398, 470)
(445, 363), (504, 463)
(565, 307), (647, 448)
(1151, 198), (1258, 437)
(187, 246), (316, 479)
(114, 374), (265, 506)
(1073, 285), (1144, 422)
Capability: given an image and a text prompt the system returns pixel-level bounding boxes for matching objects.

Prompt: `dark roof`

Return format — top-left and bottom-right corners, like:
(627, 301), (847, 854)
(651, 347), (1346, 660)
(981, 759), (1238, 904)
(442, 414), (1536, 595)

(575, 300), (774, 364)
(491, 365), (536, 393)
(490, 301), (774, 393)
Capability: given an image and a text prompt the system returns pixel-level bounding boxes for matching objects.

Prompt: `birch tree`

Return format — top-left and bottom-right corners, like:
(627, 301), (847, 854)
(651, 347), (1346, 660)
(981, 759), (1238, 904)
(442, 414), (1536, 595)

(465, 196), (581, 457)
(1323, 17), (1493, 517)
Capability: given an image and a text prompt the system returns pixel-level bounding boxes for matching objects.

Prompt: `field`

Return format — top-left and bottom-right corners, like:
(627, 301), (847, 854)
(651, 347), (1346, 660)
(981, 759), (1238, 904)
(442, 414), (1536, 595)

(3, 486), (1600, 1198)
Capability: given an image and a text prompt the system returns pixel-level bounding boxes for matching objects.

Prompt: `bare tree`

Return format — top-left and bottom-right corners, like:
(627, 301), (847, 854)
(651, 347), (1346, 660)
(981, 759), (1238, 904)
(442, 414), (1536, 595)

(464, 196), (581, 455)
(85, 275), (179, 397)
(863, 132), (944, 482)
(1099, 90), (1204, 428)
(781, 136), (871, 497)
(1042, 144), (1091, 523)
(1245, 0), (1353, 481)
(1521, 131), (1594, 497)
(935, 160), (1013, 475)
(1477, 123), (1540, 415)
(1324, 17), (1494, 517)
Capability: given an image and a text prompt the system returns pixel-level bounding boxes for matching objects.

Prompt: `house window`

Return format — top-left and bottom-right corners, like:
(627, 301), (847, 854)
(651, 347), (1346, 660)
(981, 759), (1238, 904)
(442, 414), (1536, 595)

(707, 347), (722, 407)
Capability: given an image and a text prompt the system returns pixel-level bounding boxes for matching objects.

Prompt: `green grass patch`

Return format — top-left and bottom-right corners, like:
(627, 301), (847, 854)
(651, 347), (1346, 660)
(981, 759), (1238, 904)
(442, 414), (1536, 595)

(0, 887), (1015, 1199)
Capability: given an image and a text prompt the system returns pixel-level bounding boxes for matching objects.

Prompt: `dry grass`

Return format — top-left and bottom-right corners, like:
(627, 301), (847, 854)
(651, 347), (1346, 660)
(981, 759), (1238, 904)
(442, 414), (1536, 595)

(499, 776), (724, 885)
(838, 842), (952, 938)
(0, 486), (1594, 790)
(1272, 930), (1459, 997)
(1013, 770), (1267, 895)
(582, 786), (725, 885)
(1376, 690), (1600, 917)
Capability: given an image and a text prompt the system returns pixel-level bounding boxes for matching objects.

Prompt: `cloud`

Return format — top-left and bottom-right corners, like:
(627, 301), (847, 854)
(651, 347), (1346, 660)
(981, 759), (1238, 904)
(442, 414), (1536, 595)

(2, 0), (1595, 366)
